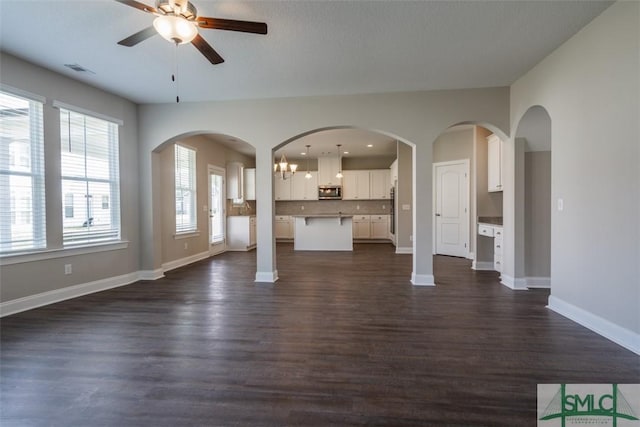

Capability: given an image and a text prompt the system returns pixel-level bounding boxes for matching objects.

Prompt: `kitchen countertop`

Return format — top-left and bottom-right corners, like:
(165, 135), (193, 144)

(478, 216), (503, 226)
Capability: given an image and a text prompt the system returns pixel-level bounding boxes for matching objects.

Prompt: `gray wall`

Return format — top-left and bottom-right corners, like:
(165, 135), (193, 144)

(0, 53), (140, 303)
(524, 151), (551, 277)
(509, 1), (639, 335)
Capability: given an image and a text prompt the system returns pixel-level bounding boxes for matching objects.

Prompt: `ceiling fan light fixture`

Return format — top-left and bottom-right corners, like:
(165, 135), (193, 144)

(153, 15), (198, 44)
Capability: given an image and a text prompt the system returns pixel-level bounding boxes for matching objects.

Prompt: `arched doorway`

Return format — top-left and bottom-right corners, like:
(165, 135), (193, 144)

(431, 122), (508, 284)
(151, 132), (256, 274)
(514, 106), (552, 289)
(271, 127), (416, 282)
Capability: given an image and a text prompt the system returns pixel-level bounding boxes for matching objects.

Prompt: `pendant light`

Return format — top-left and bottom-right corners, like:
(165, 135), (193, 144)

(336, 144), (343, 179)
(304, 145), (312, 179)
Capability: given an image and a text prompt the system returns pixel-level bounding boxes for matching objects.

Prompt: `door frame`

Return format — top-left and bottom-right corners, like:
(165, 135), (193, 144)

(432, 159), (470, 258)
(208, 164), (227, 256)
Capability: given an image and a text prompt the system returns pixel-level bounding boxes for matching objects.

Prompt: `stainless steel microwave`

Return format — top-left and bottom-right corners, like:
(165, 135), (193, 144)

(318, 185), (342, 200)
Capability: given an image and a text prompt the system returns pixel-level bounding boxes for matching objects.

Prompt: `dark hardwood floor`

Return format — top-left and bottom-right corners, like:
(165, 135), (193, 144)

(1, 243), (638, 426)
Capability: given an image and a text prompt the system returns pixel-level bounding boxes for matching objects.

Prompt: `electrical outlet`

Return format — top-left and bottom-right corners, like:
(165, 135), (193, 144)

(64, 264), (72, 275)
(557, 198), (564, 211)
(409, 235), (413, 241)
(382, 205), (386, 209)
(402, 204), (411, 211)
(184, 242), (188, 250)
(356, 205), (360, 210)
(301, 205), (305, 210)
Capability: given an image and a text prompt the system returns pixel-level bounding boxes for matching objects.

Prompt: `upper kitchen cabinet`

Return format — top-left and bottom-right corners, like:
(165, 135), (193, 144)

(317, 156), (342, 186)
(370, 169), (391, 199)
(291, 171), (318, 200)
(227, 162), (244, 200)
(487, 134), (503, 192)
(274, 176), (291, 201)
(244, 168), (256, 201)
(342, 170), (370, 200)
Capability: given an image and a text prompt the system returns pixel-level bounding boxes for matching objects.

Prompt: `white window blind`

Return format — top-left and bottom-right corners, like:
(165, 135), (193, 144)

(0, 91), (46, 253)
(175, 144), (197, 233)
(60, 108), (120, 246)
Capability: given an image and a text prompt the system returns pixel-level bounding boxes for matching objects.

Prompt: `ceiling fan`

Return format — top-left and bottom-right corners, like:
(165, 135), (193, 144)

(115, 0), (268, 65)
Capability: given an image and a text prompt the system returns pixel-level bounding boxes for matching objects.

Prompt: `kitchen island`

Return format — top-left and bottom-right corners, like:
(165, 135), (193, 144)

(293, 215), (353, 251)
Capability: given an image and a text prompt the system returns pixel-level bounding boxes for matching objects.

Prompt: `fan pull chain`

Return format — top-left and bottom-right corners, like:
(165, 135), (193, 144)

(172, 42), (180, 103)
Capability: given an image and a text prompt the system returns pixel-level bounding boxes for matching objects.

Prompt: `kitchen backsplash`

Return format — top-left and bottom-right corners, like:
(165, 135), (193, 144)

(276, 200), (390, 215)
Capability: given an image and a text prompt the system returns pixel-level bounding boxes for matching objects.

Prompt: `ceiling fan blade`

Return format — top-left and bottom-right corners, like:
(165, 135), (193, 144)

(191, 34), (225, 65)
(114, 0), (157, 14)
(117, 26), (157, 47)
(196, 17), (268, 35)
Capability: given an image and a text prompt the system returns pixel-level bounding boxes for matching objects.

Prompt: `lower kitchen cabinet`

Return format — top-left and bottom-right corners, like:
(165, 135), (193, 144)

(275, 215), (294, 239)
(227, 216), (256, 251)
(370, 215), (389, 239)
(352, 214), (390, 240)
(352, 215), (371, 238)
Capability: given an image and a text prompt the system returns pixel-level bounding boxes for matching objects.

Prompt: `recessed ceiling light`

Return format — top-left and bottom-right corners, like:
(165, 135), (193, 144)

(367, 144), (373, 148)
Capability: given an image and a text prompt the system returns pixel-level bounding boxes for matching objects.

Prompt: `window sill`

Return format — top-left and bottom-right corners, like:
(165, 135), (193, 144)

(174, 231), (200, 240)
(0, 241), (129, 266)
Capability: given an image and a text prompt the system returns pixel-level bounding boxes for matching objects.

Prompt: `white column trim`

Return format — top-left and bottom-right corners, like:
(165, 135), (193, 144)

(411, 273), (435, 286)
(255, 270), (279, 283)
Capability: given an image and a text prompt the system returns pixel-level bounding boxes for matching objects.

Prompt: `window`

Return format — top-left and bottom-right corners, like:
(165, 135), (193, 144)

(175, 144), (197, 233)
(60, 108), (120, 246)
(0, 91), (46, 253)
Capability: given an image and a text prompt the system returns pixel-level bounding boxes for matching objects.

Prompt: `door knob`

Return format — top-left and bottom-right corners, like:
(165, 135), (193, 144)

(435, 213), (441, 216)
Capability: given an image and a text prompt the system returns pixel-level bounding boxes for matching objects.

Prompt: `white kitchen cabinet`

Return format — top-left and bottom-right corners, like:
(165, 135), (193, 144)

(370, 214), (389, 239)
(244, 168), (256, 201)
(227, 216), (256, 251)
(317, 156), (342, 185)
(352, 215), (371, 239)
(275, 215), (294, 239)
(342, 170), (370, 200)
(226, 162), (244, 200)
(487, 134), (503, 192)
(390, 160), (398, 185)
(291, 171), (318, 200)
(478, 223), (504, 272)
(274, 176), (291, 201)
(493, 226), (503, 272)
(370, 169), (390, 199)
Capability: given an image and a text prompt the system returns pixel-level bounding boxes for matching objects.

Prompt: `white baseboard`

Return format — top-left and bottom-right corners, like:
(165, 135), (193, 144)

(547, 295), (640, 356)
(525, 276), (551, 288)
(161, 251), (210, 273)
(0, 272), (140, 317)
(411, 273), (435, 286)
(500, 274), (528, 290)
(255, 270), (278, 283)
(472, 261), (494, 271)
(395, 247), (413, 254)
(138, 268), (164, 281)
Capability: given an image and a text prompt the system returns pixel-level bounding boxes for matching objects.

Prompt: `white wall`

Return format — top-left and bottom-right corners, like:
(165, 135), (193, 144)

(0, 53), (140, 304)
(137, 88), (511, 284)
(509, 2), (639, 341)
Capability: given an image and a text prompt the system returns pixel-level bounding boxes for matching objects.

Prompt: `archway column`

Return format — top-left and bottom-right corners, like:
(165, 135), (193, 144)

(411, 143), (435, 286)
(254, 145), (278, 282)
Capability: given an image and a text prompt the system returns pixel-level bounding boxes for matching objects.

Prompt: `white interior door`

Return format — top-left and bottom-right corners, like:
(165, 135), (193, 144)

(208, 166), (226, 256)
(434, 161), (469, 257)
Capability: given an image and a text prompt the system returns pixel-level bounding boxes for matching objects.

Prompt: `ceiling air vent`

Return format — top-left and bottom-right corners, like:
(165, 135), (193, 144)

(64, 63), (95, 74)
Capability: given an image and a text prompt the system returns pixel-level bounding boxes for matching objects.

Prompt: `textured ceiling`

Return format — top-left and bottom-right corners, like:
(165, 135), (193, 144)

(0, 0), (612, 105)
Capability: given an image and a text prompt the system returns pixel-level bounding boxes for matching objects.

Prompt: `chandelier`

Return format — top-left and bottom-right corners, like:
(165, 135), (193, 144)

(274, 153), (297, 180)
